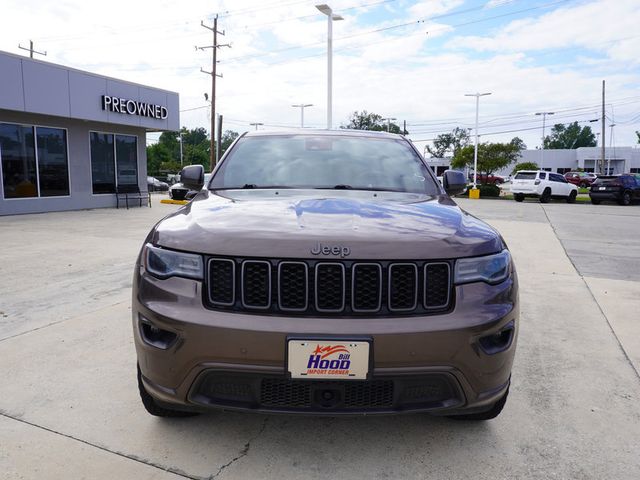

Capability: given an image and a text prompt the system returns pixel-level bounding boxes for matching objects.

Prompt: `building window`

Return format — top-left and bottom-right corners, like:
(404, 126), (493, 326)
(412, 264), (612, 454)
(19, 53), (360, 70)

(556, 168), (572, 174)
(583, 168), (595, 173)
(630, 168), (640, 174)
(1, 122), (69, 199)
(37, 127), (69, 197)
(90, 132), (138, 193)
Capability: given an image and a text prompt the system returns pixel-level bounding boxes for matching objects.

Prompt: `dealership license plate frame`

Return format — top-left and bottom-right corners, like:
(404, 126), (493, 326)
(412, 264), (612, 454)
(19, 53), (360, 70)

(286, 337), (373, 381)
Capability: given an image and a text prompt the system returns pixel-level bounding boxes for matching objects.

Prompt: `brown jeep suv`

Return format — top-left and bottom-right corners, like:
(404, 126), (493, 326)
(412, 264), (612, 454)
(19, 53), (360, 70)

(133, 130), (518, 420)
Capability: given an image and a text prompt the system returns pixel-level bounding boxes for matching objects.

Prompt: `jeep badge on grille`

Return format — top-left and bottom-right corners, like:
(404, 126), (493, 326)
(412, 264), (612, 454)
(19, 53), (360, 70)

(311, 242), (351, 258)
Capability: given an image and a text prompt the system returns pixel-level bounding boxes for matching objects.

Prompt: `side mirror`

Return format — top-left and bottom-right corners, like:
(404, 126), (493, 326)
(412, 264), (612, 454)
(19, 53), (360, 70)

(180, 165), (204, 190)
(442, 170), (467, 196)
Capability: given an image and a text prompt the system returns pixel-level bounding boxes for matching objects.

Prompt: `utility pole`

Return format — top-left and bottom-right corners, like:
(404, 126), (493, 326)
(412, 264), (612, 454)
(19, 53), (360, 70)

(535, 111), (554, 171)
(250, 122), (263, 131)
(198, 16), (230, 168)
(18, 40), (46, 59)
(291, 104), (313, 128)
(403, 120), (406, 135)
(601, 80), (606, 175)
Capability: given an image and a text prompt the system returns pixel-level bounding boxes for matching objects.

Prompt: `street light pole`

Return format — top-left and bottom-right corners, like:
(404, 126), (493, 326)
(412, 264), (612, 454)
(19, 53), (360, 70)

(178, 132), (183, 166)
(535, 111), (554, 171)
(316, 4), (343, 130)
(249, 122), (264, 131)
(292, 103), (313, 128)
(464, 92), (491, 189)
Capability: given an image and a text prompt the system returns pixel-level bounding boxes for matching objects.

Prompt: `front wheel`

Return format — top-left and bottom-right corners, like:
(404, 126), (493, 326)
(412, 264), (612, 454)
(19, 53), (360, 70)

(539, 188), (551, 203)
(566, 190), (577, 204)
(580, 182), (588, 188)
(448, 386), (509, 421)
(514, 193), (524, 202)
(618, 191), (632, 206)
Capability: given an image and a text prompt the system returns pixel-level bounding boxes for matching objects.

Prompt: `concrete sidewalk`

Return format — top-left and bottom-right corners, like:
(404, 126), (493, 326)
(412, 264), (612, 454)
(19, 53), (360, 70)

(1, 200), (639, 479)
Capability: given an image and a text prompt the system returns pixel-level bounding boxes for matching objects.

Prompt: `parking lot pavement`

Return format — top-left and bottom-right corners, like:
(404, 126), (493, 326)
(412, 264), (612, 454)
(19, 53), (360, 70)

(2, 200), (640, 479)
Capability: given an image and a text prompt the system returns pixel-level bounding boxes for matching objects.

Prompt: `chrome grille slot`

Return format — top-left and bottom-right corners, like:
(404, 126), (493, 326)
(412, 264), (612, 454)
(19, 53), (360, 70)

(424, 263), (451, 309)
(208, 259), (235, 306)
(388, 263), (418, 311)
(352, 263), (382, 312)
(241, 260), (271, 309)
(315, 263), (345, 312)
(278, 262), (308, 311)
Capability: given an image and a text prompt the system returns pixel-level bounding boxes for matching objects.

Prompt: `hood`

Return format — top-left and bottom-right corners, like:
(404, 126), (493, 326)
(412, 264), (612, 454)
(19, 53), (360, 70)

(152, 190), (504, 260)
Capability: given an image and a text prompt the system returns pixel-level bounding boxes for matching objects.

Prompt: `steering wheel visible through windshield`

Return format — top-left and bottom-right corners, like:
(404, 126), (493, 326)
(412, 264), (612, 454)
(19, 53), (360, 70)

(209, 134), (440, 195)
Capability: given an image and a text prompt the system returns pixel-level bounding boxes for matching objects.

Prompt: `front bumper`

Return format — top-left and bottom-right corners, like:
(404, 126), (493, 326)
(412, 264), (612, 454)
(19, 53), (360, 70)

(133, 268), (519, 415)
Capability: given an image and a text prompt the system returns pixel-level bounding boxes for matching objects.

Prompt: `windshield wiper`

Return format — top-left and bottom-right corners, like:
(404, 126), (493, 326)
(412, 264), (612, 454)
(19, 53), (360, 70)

(332, 184), (352, 189)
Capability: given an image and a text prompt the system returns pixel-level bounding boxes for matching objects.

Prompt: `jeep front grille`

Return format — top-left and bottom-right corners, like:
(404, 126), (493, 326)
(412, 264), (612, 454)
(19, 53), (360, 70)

(206, 258), (453, 316)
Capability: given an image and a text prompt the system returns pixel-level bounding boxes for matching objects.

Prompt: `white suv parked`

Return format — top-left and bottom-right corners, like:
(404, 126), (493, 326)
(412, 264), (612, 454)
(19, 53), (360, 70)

(511, 170), (578, 203)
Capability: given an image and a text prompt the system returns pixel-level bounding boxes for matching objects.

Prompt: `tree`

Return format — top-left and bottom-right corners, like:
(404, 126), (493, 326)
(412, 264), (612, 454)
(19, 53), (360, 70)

(220, 130), (240, 158)
(511, 161), (538, 174)
(147, 127), (212, 175)
(510, 136), (527, 151)
(426, 127), (470, 158)
(450, 139), (522, 183)
(342, 110), (408, 134)
(543, 122), (596, 149)
(146, 143), (171, 176)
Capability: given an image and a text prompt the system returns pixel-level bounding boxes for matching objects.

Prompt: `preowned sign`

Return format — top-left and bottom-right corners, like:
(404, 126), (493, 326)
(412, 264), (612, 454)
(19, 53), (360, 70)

(101, 95), (168, 119)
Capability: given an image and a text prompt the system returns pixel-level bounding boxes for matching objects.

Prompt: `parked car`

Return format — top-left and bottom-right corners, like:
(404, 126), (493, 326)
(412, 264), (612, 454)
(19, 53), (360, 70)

(564, 171), (597, 188)
(469, 173), (505, 185)
(511, 170), (578, 203)
(133, 130), (518, 420)
(589, 174), (640, 205)
(147, 176), (169, 192)
(169, 173), (211, 200)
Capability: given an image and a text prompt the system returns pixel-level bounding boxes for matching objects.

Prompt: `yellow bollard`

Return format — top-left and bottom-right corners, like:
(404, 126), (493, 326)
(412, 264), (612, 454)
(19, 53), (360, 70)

(469, 188), (480, 199)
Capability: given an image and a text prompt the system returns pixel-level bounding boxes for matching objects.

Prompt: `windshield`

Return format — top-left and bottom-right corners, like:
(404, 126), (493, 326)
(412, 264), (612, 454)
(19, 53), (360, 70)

(210, 135), (439, 194)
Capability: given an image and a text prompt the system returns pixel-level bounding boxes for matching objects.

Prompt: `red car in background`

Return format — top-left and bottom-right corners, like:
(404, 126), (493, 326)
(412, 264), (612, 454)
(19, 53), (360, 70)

(564, 171), (597, 188)
(469, 173), (505, 185)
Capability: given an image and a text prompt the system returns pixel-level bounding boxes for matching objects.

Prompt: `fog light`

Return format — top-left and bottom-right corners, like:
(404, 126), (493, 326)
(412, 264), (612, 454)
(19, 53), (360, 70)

(479, 321), (515, 354)
(139, 316), (178, 350)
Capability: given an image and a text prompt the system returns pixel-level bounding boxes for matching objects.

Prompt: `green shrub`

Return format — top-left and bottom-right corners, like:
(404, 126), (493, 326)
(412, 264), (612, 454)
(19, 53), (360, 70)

(477, 184), (501, 197)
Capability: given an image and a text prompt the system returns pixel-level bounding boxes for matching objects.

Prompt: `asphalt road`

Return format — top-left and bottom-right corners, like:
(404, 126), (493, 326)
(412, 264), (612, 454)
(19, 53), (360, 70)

(1, 198), (639, 479)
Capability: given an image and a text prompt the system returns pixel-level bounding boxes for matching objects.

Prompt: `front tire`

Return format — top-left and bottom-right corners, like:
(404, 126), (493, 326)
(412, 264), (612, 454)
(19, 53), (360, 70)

(448, 386), (509, 421)
(539, 188), (551, 203)
(567, 190), (577, 204)
(514, 193), (524, 202)
(137, 365), (198, 417)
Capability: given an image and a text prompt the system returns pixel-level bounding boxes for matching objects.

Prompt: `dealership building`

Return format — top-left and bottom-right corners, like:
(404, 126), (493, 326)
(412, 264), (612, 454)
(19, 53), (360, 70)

(0, 50), (179, 216)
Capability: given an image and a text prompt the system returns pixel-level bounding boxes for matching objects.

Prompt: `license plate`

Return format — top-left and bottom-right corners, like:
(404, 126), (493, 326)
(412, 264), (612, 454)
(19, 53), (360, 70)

(599, 187), (606, 190)
(287, 340), (370, 380)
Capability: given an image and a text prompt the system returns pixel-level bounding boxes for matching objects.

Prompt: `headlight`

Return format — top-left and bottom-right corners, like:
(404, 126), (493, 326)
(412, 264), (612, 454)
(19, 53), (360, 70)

(143, 244), (203, 280)
(454, 250), (511, 285)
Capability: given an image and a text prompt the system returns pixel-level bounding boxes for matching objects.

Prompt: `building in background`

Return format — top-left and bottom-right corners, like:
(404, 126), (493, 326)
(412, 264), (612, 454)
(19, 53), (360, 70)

(0, 50), (179, 216)
(424, 147), (640, 178)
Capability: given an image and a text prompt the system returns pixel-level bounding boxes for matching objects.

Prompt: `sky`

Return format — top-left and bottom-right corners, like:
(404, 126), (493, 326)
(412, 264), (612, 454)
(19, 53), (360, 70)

(2, 0), (640, 154)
